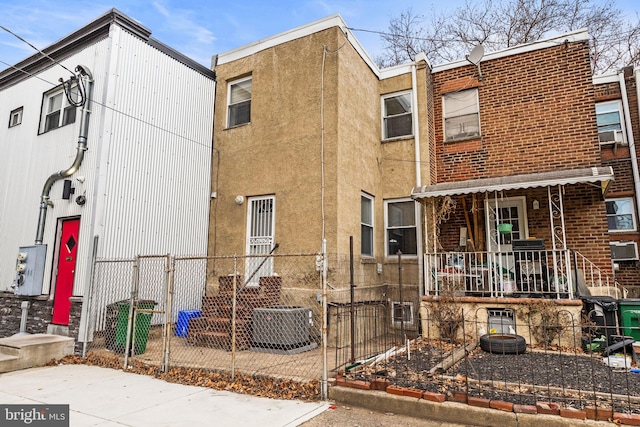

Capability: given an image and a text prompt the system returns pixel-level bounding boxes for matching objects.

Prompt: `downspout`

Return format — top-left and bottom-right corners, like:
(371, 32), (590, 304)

(35, 65), (93, 245)
(619, 71), (640, 235)
(412, 54), (426, 297)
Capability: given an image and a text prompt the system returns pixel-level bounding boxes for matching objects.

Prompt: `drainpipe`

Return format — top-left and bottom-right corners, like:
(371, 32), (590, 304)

(619, 70), (640, 236)
(35, 65), (93, 245)
(412, 53), (427, 297)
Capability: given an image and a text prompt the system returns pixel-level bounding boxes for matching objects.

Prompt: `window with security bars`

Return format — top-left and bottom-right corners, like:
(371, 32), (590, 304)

(228, 76), (252, 127)
(382, 91), (413, 139)
(392, 301), (413, 326)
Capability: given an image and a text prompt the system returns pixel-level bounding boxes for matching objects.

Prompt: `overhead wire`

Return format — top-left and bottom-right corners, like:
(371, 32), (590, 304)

(0, 29), (213, 150)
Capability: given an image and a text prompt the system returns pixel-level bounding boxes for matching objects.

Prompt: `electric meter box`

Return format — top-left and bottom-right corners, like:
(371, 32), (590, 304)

(13, 245), (47, 296)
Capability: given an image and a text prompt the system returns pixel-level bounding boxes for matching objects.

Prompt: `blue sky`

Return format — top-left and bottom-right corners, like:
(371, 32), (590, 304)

(0, 0), (638, 69)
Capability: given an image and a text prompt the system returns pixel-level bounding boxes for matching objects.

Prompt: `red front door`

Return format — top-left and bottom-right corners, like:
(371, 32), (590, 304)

(52, 218), (80, 325)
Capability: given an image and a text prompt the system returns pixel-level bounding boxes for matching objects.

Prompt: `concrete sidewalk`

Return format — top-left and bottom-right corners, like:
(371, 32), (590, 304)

(0, 364), (328, 426)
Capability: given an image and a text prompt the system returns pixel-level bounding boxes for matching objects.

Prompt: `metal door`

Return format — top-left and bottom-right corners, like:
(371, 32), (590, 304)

(52, 218), (80, 325)
(245, 196), (275, 286)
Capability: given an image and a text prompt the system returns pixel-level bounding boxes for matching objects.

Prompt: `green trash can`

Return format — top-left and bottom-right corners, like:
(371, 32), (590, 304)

(115, 300), (157, 355)
(619, 299), (640, 341)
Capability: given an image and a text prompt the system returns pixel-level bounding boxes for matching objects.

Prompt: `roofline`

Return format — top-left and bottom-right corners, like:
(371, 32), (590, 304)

(432, 28), (590, 74)
(0, 8), (214, 89)
(593, 71), (622, 84)
(215, 14), (418, 80)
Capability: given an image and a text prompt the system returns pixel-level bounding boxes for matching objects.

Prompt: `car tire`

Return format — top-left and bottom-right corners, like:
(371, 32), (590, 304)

(480, 333), (527, 354)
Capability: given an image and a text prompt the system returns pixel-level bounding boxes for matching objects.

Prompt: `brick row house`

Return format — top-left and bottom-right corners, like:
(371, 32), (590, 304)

(209, 16), (633, 342)
(594, 68), (640, 293)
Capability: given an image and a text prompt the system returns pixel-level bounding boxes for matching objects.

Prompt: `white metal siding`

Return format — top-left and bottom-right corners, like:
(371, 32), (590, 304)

(0, 25), (215, 297)
(98, 29), (214, 258)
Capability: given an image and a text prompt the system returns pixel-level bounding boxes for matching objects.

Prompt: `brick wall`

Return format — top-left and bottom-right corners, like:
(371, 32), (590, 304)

(595, 68), (640, 290)
(432, 40), (598, 183)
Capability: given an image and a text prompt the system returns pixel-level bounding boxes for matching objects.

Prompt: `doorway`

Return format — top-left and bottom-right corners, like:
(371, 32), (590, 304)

(52, 217), (80, 325)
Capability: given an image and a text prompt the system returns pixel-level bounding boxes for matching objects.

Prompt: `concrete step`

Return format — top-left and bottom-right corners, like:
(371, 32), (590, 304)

(0, 333), (75, 373)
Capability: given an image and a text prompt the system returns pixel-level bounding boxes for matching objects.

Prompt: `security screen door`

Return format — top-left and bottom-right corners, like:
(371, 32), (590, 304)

(245, 196), (275, 286)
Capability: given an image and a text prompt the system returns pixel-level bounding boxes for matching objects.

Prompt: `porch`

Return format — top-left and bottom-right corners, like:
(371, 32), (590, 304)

(412, 166), (625, 301)
(425, 248), (626, 300)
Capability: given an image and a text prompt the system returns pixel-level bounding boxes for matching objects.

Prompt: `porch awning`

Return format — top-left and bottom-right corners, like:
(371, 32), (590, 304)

(411, 166), (614, 199)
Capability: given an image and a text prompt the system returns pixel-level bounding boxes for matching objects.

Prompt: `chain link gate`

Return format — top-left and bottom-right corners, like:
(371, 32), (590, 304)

(84, 252), (328, 399)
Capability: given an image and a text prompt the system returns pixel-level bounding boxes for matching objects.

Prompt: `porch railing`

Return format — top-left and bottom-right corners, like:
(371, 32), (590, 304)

(424, 249), (626, 300)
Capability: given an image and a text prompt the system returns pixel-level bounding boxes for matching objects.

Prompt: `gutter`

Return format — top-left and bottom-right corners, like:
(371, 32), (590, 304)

(619, 70), (640, 237)
(412, 53), (427, 299)
(35, 65), (93, 245)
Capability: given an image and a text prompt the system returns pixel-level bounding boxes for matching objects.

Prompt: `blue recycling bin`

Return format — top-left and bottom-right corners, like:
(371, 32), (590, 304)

(176, 309), (201, 337)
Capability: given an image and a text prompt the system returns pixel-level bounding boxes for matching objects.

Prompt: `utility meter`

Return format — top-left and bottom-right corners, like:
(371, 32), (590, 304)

(12, 245), (47, 296)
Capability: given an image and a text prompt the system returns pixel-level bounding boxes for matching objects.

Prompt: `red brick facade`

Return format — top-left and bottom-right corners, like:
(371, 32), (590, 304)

(596, 68), (640, 292)
(427, 38), (616, 278)
(433, 40), (599, 183)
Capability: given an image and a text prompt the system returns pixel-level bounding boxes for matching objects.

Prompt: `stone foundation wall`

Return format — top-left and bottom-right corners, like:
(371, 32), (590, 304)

(0, 291), (83, 354)
(420, 296), (583, 348)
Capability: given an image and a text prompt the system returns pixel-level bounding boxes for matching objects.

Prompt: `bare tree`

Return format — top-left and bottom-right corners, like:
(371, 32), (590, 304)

(377, 0), (640, 74)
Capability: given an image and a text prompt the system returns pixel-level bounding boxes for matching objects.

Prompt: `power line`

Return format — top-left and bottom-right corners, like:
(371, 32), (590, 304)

(0, 58), (212, 150)
(0, 25), (76, 76)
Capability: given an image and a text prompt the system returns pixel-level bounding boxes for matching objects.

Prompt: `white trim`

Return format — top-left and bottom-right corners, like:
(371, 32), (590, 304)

(610, 241), (639, 261)
(361, 192), (374, 257)
(593, 72), (621, 84)
(384, 198), (418, 258)
(433, 29), (589, 74)
(381, 90), (414, 140)
(226, 75), (252, 128)
(606, 197), (637, 232)
(484, 196), (529, 252)
(391, 301), (414, 326)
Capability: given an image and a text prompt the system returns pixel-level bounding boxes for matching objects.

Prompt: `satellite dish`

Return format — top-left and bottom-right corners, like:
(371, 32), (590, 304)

(466, 44), (484, 80)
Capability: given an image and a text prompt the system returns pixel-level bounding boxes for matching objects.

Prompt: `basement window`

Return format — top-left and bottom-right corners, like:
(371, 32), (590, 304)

(391, 301), (414, 326)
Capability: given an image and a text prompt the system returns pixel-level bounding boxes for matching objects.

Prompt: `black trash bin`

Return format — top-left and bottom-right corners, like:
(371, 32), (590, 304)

(582, 296), (619, 346)
(105, 300), (127, 352)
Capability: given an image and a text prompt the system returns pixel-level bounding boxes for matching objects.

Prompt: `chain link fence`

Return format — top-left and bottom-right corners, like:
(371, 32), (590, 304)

(84, 253), (327, 391)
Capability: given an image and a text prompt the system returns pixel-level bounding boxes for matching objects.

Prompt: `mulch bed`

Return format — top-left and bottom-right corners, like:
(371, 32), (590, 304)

(349, 338), (640, 413)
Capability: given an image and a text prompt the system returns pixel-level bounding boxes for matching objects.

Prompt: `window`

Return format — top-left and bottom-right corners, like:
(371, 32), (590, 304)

(9, 107), (23, 127)
(611, 241), (638, 261)
(391, 301), (414, 326)
(361, 193), (374, 257)
(443, 89), (480, 141)
(382, 91), (413, 139)
(596, 101), (625, 144)
(606, 198), (636, 232)
(227, 76), (252, 127)
(40, 86), (77, 133)
(385, 199), (417, 256)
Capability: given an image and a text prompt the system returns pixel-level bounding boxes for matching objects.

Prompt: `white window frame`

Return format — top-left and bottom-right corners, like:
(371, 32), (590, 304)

(384, 198), (418, 257)
(443, 88), (480, 142)
(596, 100), (626, 145)
(381, 91), (413, 140)
(227, 76), (252, 128)
(361, 193), (374, 257)
(9, 107), (23, 128)
(606, 197), (637, 232)
(39, 86), (77, 134)
(610, 241), (639, 261)
(391, 301), (414, 327)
